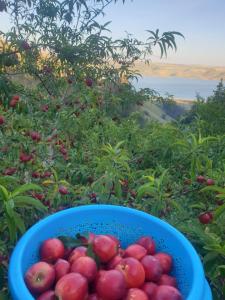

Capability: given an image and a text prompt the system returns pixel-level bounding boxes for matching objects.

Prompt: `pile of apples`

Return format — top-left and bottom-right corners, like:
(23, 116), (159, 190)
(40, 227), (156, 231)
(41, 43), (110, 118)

(25, 233), (183, 300)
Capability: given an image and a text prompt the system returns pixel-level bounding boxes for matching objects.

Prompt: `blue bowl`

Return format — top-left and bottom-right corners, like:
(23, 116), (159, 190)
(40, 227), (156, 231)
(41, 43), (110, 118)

(9, 205), (212, 299)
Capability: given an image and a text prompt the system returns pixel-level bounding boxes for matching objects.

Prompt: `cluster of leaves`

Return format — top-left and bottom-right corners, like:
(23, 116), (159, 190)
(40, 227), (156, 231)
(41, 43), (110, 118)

(181, 80), (225, 135)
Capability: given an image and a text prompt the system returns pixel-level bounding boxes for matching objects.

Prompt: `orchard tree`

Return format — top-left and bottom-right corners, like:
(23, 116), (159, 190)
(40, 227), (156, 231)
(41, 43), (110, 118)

(0, 0), (184, 96)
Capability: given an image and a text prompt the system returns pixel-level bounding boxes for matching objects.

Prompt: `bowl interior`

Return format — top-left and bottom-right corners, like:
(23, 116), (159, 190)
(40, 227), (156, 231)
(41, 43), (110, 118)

(10, 205), (204, 299)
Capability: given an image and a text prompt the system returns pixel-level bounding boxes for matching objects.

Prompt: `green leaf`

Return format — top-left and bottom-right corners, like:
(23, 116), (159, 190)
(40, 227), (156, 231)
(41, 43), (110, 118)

(58, 236), (84, 248)
(170, 199), (182, 212)
(214, 203), (225, 220)
(59, 179), (70, 185)
(0, 291), (10, 300)
(201, 136), (218, 144)
(0, 176), (18, 186)
(6, 215), (16, 242)
(5, 200), (14, 218)
(216, 194), (225, 199)
(201, 186), (225, 193)
(203, 251), (218, 264)
(115, 141), (125, 151)
(115, 181), (122, 198)
(13, 196), (47, 211)
(204, 252), (220, 276)
(137, 184), (157, 200)
(87, 243), (101, 267)
(190, 203), (206, 209)
(0, 265), (5, 290)
(144, 175), (155, 182)
(0, 185), (9, 201)
(76, 232), (90, 242)
(161, 40), (167, 57)
(12, 183), (43, 197)
(14, 212), (26, 234)
(51, 168), (58, 182)
(146, 30), (158, 39)
(158, 43), (164, 58)
(168, 31), (185, 39)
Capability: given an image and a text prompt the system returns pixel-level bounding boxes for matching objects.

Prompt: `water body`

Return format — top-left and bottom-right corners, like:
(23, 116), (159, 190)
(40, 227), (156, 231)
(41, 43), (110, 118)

(133, 76), (219, 100)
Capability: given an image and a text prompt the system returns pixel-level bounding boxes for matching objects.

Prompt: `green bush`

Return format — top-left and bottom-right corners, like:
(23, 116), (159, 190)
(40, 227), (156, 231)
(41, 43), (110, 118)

(182, 80), (225, 135)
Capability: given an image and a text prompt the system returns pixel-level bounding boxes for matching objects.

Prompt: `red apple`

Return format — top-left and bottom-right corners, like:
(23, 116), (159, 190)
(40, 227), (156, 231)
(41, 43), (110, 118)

(115, 257), (145, 288)
(93, 235), (118, 263)
(10, 99), (17, 107)
(43, 171), (52, 178)
(96, 270), (126, 300)
(10, 95), (20, 107)
(124, 244), (147, 260)
(92, 270), (106, 291)
(154, 253), (172, 274)
(71, 256), (97, 282)
(41, 105), (49, 112)
(32, 171), (41, 178)
(59, 186), (69, 195)
(206, 179), (215, 186)
(198, 212), (213, 224)
(59, 146), (67, 156)
(55, 273), (88, 300)
(3, 167), (17, 176)
(157, 274), (177, 287)
(19, 152), (33, 163)
(25, 262), (55, 295)
(106, 234), (120, 247)
(141, 282), (158, 298)
(68, 246), (87, 264)
(118, 248), (125, 257)
(37, 290), (56, 300)
(141, 255), (162, 282)
(30, 131), (41, 142)
(12, 95), (20, 101)
(9, 99), (16, 107)
(196, 175), (206, 184)
(85, 78), (93, 87)
(40, 238), (65, 263)
(153, 285), (183, 300)
(33, 193), (45, 201)
(9, 95), (20, 107)
(124, 288), (148, 300)
(54, 259), (70, 281)
(107, 255), (123, 269)
(63, 248), (73, 260)
(87, 294), (99, 300)
(136, 236), (156, 255)
(0, 115), (5, 125)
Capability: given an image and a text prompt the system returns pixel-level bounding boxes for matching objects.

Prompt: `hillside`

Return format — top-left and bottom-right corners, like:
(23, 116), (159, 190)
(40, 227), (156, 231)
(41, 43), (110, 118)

(133, 62), (225, 81)
(138, 101), (174, 123)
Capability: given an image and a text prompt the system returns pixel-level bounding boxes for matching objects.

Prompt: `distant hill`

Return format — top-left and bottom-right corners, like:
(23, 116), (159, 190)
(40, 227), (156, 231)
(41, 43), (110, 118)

(138, 101), (174, 123)
(133, 62), (225, 81)
(136, 99), (193, 123)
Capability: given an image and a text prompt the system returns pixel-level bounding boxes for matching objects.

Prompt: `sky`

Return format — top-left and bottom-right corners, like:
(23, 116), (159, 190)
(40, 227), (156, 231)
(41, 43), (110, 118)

(101, 0), (225, 66)
(1, 0), (225, 66)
